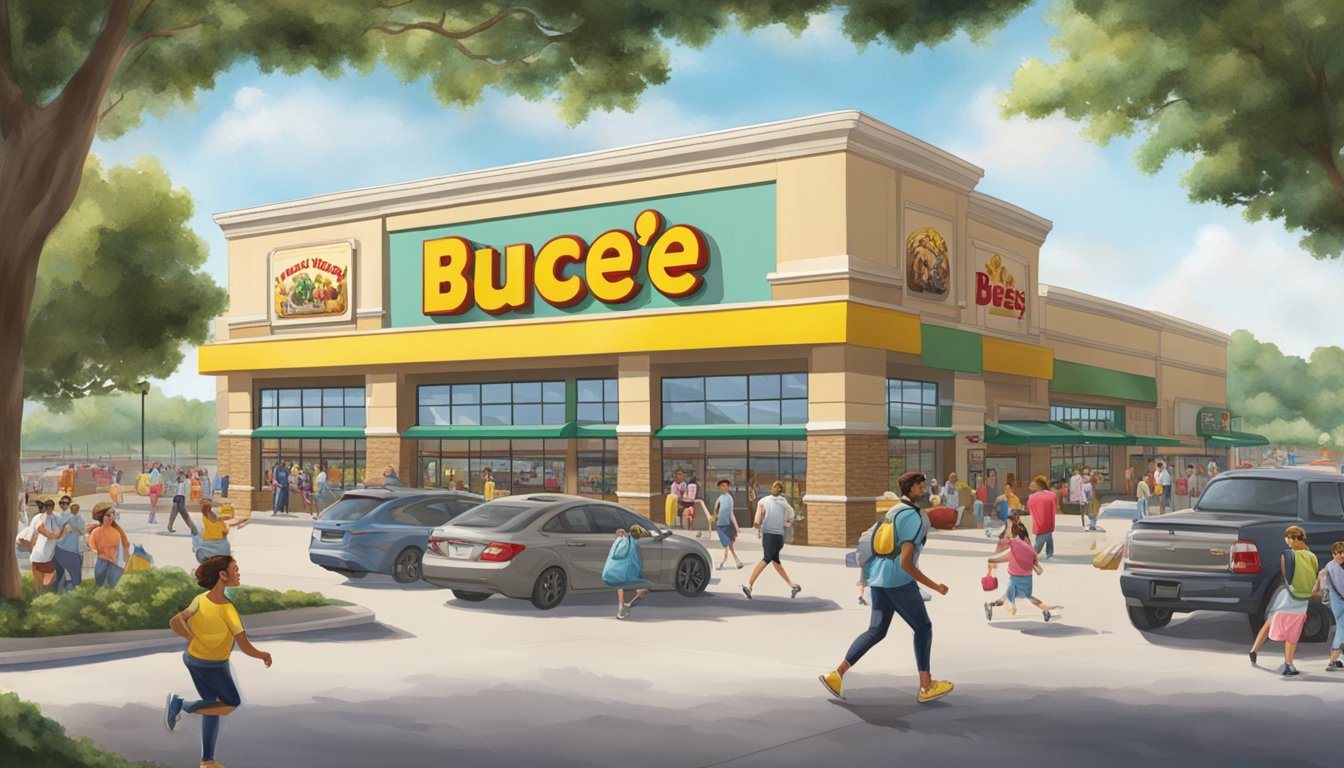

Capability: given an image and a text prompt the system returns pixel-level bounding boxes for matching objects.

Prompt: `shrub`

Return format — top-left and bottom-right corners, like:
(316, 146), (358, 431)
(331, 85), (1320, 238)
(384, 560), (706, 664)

(0, 568), (333, 638)
(0, 692), (165, 767)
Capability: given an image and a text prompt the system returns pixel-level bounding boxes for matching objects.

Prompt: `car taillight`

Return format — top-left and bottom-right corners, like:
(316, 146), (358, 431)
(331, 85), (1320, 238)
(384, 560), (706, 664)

(1231, 540), (1261, 574)
(428, 536), (448, 557)
(480, 542), (525, 562)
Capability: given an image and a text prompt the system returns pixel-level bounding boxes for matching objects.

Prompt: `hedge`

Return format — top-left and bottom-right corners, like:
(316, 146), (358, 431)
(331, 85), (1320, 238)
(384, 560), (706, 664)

(0, 692), (165, 767)
(0, 568), (335, 638)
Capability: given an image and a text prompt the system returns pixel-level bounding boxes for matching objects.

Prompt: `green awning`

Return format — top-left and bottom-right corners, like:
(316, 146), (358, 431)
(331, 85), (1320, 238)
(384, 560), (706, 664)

(655, 424), (807, 440)
(1205, 432), (1270, 448)
(575, 424), (618, 438)
(1072, 427), (1135, 446)
(1132, 435), (1184, 447)
(985, 421), (1086, 446)
(1050, 360), (1158, 404)
(889, 425), (957, 440)
(251, 427), (367, 439)
(404, 424), (576, 439)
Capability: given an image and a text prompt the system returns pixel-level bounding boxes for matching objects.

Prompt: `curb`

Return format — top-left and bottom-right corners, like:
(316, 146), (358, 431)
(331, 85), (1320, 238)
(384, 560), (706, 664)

(0, 604), (375, 666)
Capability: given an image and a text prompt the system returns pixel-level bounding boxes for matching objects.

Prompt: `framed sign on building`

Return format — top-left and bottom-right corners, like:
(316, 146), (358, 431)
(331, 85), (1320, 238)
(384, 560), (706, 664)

(269, 240), (356, 326)
(903, 205), (954, 303)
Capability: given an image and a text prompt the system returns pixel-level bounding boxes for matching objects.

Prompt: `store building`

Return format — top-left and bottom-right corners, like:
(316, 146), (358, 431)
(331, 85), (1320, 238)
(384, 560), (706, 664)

(199, 111), (1264, 546)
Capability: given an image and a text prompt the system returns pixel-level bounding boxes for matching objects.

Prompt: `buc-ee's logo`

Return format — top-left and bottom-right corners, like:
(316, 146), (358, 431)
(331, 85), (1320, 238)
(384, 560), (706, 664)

(422, 209), (708, 316)
(975, 253), (1026, 320)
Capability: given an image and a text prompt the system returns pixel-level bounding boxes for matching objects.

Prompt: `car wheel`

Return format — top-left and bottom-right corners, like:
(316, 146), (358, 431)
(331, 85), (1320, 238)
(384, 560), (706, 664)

(452, 590), (491, 602)
(674, 555), (709, 597)
(531, 566), (567, 610)
(392, 547), (423, 584)
(1302, 601), (1332, 643)
(1127, 606), (1173, 631)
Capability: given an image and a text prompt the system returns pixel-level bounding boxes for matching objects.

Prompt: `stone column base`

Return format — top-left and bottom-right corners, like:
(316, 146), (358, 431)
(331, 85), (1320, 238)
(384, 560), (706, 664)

(367, 436), (413, 485)
(216, 435), (255, 514)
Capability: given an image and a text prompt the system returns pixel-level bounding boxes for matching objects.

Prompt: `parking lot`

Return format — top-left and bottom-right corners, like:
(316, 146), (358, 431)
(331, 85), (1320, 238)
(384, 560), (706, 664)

(5, 499), (1339, 767)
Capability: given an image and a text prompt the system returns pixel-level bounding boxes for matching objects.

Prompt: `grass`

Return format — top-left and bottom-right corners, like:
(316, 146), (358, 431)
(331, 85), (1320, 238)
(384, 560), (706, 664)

(0, 568), (335, 638)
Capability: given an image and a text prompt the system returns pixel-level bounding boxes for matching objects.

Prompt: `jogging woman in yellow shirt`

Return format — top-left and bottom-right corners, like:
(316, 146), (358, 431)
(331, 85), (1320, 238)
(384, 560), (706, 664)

(164, 556), (273, 768)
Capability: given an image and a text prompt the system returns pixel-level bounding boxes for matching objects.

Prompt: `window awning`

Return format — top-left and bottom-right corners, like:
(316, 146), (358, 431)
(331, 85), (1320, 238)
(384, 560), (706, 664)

(1205, 431), (1270, 448)
(251, 427), (367, 439)
(403, 424), (576, 439)
(1070, 427), (1134, 446)
(654, 424), (807, 440)
(889, 425), (957, 440)
(984, 421), (1087, 446)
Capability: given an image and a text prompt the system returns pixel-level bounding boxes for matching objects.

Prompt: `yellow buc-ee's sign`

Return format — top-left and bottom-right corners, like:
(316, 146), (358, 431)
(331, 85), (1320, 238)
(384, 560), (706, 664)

(423, 209), (709, 316)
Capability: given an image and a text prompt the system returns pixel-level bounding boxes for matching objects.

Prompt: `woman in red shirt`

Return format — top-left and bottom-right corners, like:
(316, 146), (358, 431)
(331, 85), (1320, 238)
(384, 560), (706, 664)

(1026, 475), (1057, 559)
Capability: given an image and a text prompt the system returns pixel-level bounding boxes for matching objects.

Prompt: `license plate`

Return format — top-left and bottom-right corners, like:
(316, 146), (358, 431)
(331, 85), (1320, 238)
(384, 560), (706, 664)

(448, 544), (473, 560)
(1152, 582), (1180, 599)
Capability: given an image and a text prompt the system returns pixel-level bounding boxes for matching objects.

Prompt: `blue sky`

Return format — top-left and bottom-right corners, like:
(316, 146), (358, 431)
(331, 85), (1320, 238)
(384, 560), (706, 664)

(91, 4), (1344, 401)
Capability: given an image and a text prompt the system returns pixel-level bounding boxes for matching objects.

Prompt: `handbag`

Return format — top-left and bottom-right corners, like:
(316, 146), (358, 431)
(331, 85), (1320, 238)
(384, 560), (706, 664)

(981, 575), (999, 591)
(1092, 542), (1124, 570)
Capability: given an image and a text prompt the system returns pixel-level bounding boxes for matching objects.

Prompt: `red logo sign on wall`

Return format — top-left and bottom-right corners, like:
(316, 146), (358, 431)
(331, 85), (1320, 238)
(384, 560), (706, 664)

(975, 253), (1026, 320)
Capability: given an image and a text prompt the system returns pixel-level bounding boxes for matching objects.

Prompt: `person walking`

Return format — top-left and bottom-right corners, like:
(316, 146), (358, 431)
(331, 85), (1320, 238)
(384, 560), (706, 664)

(148, 463), (164, 524)
(87, 502), (131, 588)
(24, 498), (66, 592)
(1136, 472), (1152, 519)
(1027, 475), (1057, 560)
(602, 527), (652, 620)
(194, 500), (249, 563)
(1155, 461), (1172, 515)
(314, 464), (330, 511)
(1190, 464), (1207, 508)
(169, 471), (200, 535)
(1068, 466), (1086, 526)
(742, 481), (800, 599)
(713, 479), (743, 569)
(199, 468), (213, 504)
(1319, 541), (1344, 672)
(985, 520), (1062, 622)
(1249, 526), (1319, 676)
(818, 472), (953, 704)
(1085, 469), (1100, 531)
(164, 556), (273, 768)
(52, 500), (88, 593)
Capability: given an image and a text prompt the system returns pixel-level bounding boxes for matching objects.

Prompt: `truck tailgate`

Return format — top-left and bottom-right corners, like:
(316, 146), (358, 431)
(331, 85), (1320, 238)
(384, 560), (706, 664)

(1127, 517), (1241, 573)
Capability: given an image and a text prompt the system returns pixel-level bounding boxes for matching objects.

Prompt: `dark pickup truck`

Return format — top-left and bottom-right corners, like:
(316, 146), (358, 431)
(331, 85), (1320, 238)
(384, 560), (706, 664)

(1121, 468), (1344, 641)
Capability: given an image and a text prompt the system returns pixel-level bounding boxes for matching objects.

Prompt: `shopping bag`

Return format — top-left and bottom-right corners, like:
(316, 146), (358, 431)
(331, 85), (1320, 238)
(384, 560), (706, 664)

(1092, 543), (1124, 571)
(125, 543), (154, 572)
(981, 575), (999, 591)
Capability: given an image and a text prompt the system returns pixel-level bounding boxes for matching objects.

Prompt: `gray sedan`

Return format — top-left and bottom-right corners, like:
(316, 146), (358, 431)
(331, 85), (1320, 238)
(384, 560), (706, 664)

(422, 494), (713, 609)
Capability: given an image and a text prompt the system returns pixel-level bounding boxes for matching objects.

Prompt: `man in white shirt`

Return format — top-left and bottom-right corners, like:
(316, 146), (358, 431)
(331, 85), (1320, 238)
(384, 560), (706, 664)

(742, 481), (801, 599)
(168, 471), (199, 535)
(1068, 467), (1087, 526)
(1155, 462), (1172, 515)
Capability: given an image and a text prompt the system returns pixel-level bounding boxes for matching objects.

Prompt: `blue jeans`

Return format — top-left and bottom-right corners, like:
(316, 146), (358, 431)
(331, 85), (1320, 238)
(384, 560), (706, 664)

(844, 582), (933, 672)
(1137, 497), (1148, 518)
(53, 547), (82, 592)
(1034, 531), (1054, 558)
(183, 653), (241, 763)
(1330, 597), (1344, 651)
(94, 559), (123, 588)
(973, 500), (984, 524)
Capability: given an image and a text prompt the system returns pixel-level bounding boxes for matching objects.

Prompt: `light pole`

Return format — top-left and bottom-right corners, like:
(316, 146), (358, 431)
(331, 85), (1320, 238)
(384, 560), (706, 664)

(139, 381), (149, 473)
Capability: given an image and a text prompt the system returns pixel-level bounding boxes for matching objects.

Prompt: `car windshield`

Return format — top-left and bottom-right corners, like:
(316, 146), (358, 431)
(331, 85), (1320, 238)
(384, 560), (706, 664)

(319, 496), (385, 522)
(451, 503), (533, 529)
(1196, 478), (1299, 517)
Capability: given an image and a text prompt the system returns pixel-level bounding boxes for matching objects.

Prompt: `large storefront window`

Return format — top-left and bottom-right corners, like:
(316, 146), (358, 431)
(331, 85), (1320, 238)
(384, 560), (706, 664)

(889, 439), (940, 494)
(660, 439), (806, 526)
(417, 381), (566, 426)
(257, 438), (366, 510)
(258, 387), (365, 427)
(416, 439), (567, 495)
(887, 379), (939, 427)
(577, 379), (618, 424)
(1050, 446), (1111, 489)
(661, 374), (807, 426)
(1051, 406), (1119, 431)
(577, 438), (618, 500)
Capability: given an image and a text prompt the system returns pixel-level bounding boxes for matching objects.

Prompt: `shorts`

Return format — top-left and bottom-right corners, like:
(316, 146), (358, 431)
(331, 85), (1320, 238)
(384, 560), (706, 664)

(682, 504), (696, 519)
(761, 532), (785, 564)
(1005, 574), (1033, 602)
(31, 559), (56, 574)
(716, 525), (735, 548)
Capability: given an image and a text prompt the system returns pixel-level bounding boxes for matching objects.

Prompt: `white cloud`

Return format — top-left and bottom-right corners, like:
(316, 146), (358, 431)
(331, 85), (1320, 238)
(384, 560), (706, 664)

(946, 87), (1105, 182)
(757, 11), (850, 58)
(149, 346), (218, 403)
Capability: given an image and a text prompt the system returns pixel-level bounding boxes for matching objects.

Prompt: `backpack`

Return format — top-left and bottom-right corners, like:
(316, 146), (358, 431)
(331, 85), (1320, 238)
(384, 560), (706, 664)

(856, 504), (918, 567)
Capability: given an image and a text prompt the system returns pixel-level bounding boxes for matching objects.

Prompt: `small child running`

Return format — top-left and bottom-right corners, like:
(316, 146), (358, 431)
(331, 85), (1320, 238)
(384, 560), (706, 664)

(603, 527), (652, 620)
(985, 520), (1061, 621)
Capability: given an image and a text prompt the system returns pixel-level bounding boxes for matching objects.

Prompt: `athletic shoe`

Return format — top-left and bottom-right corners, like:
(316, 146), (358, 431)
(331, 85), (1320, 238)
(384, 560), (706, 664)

(917, 680), (954, 703)
(717, 562), (724, 570)
(200, 761), (226, 768)
(1330, 660), (1344, 671)
(741, 585), (752, 599)
(790, 584), (802, 599)
(617, 605), (630, 620)
(1043, 611), (1052, 622)
(1249, 651), (1257, 666)
(818, 670), (844, 700)
(164, 693), (184, 732)
(1283, 664), (1300, 676)
(736, 562), (744, 569)
(984, 602), (994, 621)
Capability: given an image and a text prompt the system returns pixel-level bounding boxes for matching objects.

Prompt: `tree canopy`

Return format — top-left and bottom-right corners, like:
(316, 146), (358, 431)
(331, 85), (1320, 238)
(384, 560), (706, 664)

(21, 387), (217, 461)
(1228, 329), (1344, 447)
(25, 156), (227, 408)
(1003, 0), (1344, 258)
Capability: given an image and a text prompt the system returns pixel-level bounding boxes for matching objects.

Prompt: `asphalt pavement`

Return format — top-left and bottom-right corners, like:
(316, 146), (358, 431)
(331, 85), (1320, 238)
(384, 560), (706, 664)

(3, 498), (1337, 767)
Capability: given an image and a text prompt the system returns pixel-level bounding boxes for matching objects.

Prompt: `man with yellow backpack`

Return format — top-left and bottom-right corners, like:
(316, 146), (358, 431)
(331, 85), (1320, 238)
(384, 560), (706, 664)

(819, 471), (954, 704)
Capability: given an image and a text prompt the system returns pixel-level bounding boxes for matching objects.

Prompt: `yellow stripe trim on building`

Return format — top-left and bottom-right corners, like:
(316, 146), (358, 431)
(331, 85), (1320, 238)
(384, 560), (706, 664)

(982, 336), (1054, 380)
(198, 301), (922, 374)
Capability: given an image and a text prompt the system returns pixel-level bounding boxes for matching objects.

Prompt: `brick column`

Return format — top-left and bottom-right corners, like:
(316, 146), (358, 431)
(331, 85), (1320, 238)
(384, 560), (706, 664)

(367, 436), (412, 485)
(616, 355), (660, 518)
(804, 345), (888, 547)
(216, 435), (255, 514)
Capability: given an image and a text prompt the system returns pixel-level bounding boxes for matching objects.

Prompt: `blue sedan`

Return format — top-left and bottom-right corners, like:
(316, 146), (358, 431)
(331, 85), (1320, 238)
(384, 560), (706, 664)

(309, 489), (483, 582)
